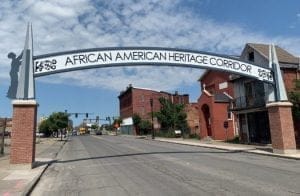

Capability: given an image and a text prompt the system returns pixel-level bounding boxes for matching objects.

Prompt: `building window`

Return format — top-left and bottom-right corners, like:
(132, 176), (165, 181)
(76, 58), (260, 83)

(219, 82), (228, 90)
(141, 95), (144, 102)
(227, 104), (233, 120)
(248, 52), (254, 62)
(141, 107), (145, 115)
(228, 111), (232, 120)
(244, 81), (265, 107)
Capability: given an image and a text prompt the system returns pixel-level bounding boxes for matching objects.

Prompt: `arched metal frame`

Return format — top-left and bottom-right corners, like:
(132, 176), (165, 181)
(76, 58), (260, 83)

(33, 47), (274, 84)
(14, 23), (288, 102)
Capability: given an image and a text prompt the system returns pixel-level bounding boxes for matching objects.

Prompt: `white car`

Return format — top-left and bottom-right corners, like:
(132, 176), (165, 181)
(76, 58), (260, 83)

(36, 132), (45, 137)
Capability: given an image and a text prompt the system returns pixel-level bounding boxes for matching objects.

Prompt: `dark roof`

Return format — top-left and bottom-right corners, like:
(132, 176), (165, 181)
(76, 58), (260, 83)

(199, 43), (299, 82)
(247, 43), (299, 65)
(214, 93), (231, 103)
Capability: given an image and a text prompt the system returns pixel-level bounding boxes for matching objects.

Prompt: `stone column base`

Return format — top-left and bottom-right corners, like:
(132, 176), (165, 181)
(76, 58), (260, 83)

(266, 102), (296, 154)
(273, 149), (297, 155)
(10, 100), (37, 168)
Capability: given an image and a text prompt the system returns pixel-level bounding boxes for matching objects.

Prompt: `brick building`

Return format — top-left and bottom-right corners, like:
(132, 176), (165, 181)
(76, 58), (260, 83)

(196, 43), (300, 146)
(0, 118), (12, 136)
(197, 71), (236, 140)
(184, 103), (200, 136)
(231, 43), (300, 146)
(118, 85), (191, 135)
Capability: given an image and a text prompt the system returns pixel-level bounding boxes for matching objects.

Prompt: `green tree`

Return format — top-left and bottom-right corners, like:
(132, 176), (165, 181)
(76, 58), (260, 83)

(132, 113), (141, 135)
(289, 79), (300, 121)
(113, 117), (122, 128)
(139, 120), (152, 135)
(287, 79), (300, 137)
(289, 91), (300, 120)
(91, 124), (98, 130)
(38, 119), (52, 137)
(155, 97), (189, 135)
(39, 112), (69, 140)
(295, 79), (300, 89)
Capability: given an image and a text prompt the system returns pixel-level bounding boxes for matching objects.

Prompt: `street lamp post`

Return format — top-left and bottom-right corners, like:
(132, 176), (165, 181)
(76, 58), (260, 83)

(150, 98), (155, 139)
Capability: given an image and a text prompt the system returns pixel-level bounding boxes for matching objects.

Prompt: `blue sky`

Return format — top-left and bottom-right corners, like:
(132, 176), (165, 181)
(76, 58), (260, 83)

(1, 0), (300, 125)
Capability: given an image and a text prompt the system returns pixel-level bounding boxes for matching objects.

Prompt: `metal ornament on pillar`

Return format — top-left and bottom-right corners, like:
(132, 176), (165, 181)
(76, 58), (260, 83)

(268, 44), (288, 102)
(9, 23), (37, 166)
(16, 23), (35, 100)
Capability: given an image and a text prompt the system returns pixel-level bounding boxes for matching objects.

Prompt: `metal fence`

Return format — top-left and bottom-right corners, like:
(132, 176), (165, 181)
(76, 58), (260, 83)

(233, 95), (266, 110)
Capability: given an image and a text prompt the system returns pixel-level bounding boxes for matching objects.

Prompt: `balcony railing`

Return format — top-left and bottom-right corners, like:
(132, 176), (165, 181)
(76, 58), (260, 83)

(232, 95), (266, 110)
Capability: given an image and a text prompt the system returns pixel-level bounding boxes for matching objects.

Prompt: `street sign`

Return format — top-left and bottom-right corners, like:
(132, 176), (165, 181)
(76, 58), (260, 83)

(33, 48), (274, 83)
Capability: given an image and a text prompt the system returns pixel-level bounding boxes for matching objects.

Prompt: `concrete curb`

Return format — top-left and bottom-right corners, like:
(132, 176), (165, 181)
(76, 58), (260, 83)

(21, 164), (48, 196)
(22, 139), (68, 196)
(153, 139), (300, 160)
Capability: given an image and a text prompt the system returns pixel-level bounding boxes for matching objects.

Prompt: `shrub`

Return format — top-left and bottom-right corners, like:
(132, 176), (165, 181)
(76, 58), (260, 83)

(226, 136), (240, 144)
(156, 129), (176, 138)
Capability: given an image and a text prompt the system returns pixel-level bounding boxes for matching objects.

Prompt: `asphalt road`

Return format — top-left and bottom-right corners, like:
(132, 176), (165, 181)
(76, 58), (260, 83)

(31, 135), (300, 196)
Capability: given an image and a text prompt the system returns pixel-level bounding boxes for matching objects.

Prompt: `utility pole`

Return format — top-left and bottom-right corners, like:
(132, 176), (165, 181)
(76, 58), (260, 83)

(106, 116), (111, 126)
(150, 98), (155, 139)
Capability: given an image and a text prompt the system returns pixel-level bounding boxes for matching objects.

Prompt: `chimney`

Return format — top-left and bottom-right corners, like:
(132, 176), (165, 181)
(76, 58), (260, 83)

(127, 84), (133, 90)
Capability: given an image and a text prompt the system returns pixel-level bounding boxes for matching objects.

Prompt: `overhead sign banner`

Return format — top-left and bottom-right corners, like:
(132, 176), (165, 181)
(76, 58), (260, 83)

(33, 48), (273, 83)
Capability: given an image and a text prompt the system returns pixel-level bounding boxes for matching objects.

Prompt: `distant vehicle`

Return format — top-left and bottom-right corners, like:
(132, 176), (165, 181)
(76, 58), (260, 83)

(100, 124), (109, 130)
(72, 130), (77, 136)
(79, 127), (86, 135)
(96, 130), (102, 135)
(174, 130), (182, 137)
(36, 132), (45, 137)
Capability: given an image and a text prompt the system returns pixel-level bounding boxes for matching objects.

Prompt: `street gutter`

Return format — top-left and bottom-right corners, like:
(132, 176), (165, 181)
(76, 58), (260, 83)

(23, 138), (68, 196)
(152, 138), (300, 161)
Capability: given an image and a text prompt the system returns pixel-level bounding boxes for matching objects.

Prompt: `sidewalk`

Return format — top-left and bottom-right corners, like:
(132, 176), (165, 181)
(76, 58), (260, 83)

(153, 137), (300, 160)
(0, 137), (67, 196)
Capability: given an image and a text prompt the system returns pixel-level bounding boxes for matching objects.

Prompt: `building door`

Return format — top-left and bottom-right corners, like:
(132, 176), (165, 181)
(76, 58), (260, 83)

(238, 114), (249, 143)
(202, 104), (212, 137)
(247, 111), (271, 144)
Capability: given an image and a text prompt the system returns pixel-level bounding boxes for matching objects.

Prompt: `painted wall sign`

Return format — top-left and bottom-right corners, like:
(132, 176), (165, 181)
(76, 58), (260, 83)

(33, 48), (273, 83)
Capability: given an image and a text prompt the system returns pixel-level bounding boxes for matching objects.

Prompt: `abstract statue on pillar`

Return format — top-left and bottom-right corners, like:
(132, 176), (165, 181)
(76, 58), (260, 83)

(7, 52), (23, 99)
(268, 44), (288, 102)
(7, 23), (35, 100)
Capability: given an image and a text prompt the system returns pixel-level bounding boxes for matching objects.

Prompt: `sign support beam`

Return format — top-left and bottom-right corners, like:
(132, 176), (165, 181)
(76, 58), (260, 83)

(16, 23), (35, 100)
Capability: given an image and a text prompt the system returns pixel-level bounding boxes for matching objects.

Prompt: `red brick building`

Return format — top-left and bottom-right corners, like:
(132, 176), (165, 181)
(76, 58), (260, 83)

(0, 118), (12, 136)
(233, 43), (300, 146)
(197, 71), (236, 140)
(118, 85), (190, 135)
(197, 43), (300, 146)
(185, 103), (200, 136)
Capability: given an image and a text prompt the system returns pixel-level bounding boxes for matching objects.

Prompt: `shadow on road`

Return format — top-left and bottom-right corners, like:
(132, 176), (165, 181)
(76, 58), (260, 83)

(54, 149), (254, 164)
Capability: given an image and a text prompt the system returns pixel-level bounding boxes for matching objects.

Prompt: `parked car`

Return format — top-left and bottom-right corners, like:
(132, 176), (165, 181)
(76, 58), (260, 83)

(174, 130), (182, 137)
(96, 130), (102, 135)
(72, 130), (77, 136)
(36, 132), (45, 137)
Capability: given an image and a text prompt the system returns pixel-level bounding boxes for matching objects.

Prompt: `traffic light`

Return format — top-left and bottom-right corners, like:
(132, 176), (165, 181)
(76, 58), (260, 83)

(86, 113), (88, 118)
(75, 113), (78, 118)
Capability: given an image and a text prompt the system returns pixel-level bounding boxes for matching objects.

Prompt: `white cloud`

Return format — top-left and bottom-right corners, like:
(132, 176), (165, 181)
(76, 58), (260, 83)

(37, 66), (202, 92)
(30, 2), (76, 18)
(1, 0), (300, 93)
